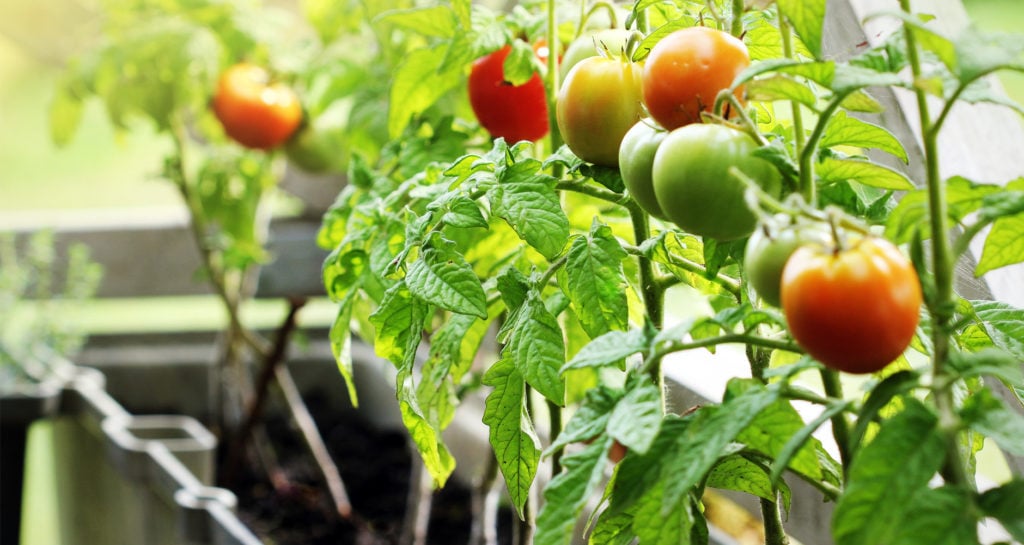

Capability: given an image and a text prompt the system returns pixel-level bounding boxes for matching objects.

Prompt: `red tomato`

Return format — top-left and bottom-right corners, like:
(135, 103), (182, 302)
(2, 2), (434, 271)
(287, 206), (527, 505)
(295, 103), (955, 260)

(641, 27), (749, 130)
(212, 63), (302, 150)
(556, 56), (645, 166)
(780, 237), (923, 374)
(468, 43), (550, 143)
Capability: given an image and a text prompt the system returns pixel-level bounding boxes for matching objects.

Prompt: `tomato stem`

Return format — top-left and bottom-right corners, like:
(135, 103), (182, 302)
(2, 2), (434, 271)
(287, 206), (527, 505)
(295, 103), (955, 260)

(545, 0), (563, 157)
(820, 368), (852, 476)
(898, 0), (972, 495)
(730, 0), (745, 38)
(778, 13), (806, 158)
(798, 93), (846, 207)
(628, 200), (665, 392)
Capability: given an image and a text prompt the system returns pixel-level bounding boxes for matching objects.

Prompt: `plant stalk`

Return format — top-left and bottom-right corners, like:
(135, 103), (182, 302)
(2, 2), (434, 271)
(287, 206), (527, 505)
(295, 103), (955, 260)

(898, 0), (972, 493)
(778, 14), (806, 158)
(820, 368), (852, 474)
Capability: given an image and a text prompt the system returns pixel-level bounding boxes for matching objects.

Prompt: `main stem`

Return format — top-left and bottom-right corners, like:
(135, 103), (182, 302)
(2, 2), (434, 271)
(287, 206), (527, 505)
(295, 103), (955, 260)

(898, 0), (971, 492)
(628, 202), (664, 388)
(748, 347), (789, 545)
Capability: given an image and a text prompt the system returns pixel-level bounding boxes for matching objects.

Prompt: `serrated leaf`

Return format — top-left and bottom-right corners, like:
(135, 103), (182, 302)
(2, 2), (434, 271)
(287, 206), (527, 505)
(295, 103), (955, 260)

(632, 480), (695, 545)
(976, 186), (1024, 276)
(419, 310), (492, 430)
(970, 300), (1024, 359)
(833, 400), (946, 545)
(657, 380), (779, 516)
(849, 370), (921, 451)
(535, 437), (612, 545)
(886, 176), (1001, 243)
(489, 159), (570, 260)
(978, 479), (1024, 541)
(405, 242), (487, 318)
(707, 455), (792, 510)
(739, 396), (826, 483)
(777, 0), (826, 59)
(439, 195), (488, 228)
(820, 110), (908, 162)
(948, 348), (1024, 385)
(562, 327), (651, 371)
(817, 156), (914, 190)
(839, 89), (886, 113)
(547, 386), (622, 454)
(388, 43), (462, 138)
(953, 28), (1024, 84)
(645, 231), (724, 295)
(735, 59), (836, 88)
(503, 292), (566, 405)
(329, 294), (360, 407)
(482, 359), (540, 519)
(746, 74), (819, 108)
(961, 388), (1024, 456)
(891, 486), (978, 545)
(504, 39), (539, 86)
(607, 380), (662, 454)
(400, 398), (456, 487)
(368, 281), (429, 372)
(559, 224), (629, 339)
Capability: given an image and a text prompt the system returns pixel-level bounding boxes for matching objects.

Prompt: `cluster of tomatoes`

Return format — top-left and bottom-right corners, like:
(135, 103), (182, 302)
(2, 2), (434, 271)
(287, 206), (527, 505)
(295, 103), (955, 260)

(469, 26), (924, 375)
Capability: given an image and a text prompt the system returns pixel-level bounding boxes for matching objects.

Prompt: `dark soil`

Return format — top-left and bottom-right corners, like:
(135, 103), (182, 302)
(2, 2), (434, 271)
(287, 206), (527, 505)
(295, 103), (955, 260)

(227, 392), (511, 545)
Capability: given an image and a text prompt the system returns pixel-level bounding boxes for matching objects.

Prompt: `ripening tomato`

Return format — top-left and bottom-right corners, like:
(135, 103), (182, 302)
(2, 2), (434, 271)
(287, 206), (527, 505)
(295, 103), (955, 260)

(780, 236), (923, 374)
(744, 216), (831, 307)
(557, 55), (644, 166)
(641, 27), (749, 130)
(212, 63), (302, 150)
(652, 124), (780, 241)
(468, 43), (549, 143)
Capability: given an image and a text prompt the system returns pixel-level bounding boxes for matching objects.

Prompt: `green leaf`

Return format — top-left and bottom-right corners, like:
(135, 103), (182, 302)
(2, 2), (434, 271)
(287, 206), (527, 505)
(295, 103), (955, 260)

(329, 294), (360, 407)
(400, 398), (456, 487)
(886, 176), (1001, 243)
(368, 281), (429, 372)
(961, 388), (1024, 456)
(419, 310), (492, 430)
(817, 156), (914, 190)
(489, 159), (570, 260)
(589, 509), (636, 545)
(833, 400), (946, 545)
(535, 437), (612, 545)
(504, 39), (539, 86)
(502, 292), (566, 405)
(839, 89), (886, 113)
(976, 184), (1024, 276)
(405, 240), (487, 318)
(739, 395), (827, 484)
(769, 401), (849, 488)
(820, 110), (908, 163)
(438, 195), (488, 229)
(644, 232), (725, 295)
(607, 380), (662, 454)
(745, 75), (819, 108)
(953, 28), (1024, 84)
(978, 479), (1024, 541)
(482, 359), (540, 519)
(970, 300), (1024, 359)
(658, 380), (779, 516)
(547, 386), (622, 454)
(562, 327), (651, 371)
(777, 0), (826, 59)
(388, 43), (462, 138)
(707, 455), (792, 510)
(374, 5), (457, 38)
(558, 223), (629, 339)
(891, 486), (979, 545)
(632, 479), (696, 545)
(849, 370), (921, 451)
(948, 348), (1024, 385)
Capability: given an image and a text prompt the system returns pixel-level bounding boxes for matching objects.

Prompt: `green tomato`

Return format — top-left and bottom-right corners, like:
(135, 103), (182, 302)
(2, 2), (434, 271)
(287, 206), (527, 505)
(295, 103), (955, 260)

(744, 216), (831, 307)
(652, 124), (781, 241)
(285, 102), (348, 174)
(619, 119), (668, 219)
(556, 55), (644, 167)
(561, 29), (633, 77)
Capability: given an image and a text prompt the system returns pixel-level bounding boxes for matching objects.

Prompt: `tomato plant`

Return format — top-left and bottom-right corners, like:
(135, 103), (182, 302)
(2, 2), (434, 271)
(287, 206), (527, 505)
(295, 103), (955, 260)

(468, 42), (549, 143)
(212, 63), (303, 150)
(781, 235), (923, 374)
(618, 118), (668, 218)
(652, 123), (781, 240)
(744, 215), (831, 307)
(556, 54), (644, 166)
(641, 26), (749, 130)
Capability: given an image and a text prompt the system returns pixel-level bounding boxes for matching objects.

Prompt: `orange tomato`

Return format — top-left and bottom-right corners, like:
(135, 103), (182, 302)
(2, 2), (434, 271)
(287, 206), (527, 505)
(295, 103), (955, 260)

(212, 63), (302, 150)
